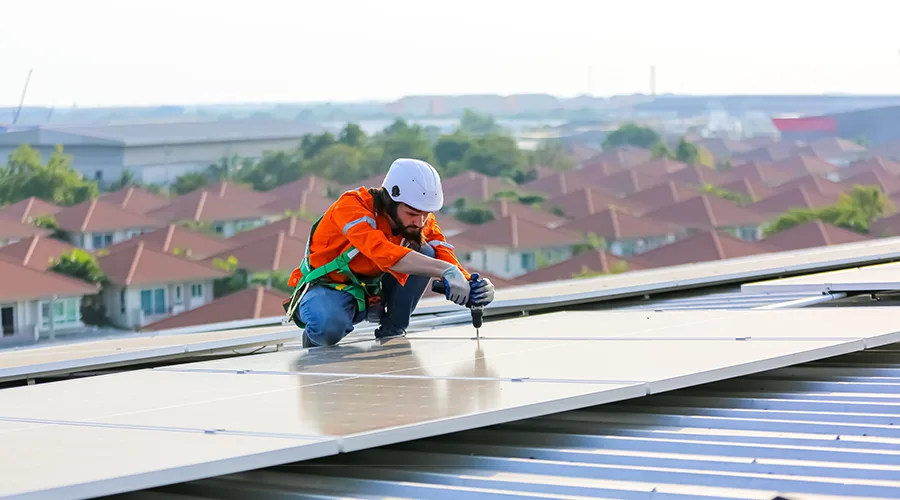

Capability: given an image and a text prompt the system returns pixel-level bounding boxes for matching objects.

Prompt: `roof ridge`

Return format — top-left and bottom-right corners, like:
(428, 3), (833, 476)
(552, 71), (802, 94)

(709, 230), (726, 259)
(81, 199), (99, 232)
(609, 207), (621, 239)
(194, 191), (208, 221)
(272, 231), (286, 271)
(162, 224), (176, 251)
(253, 285), (265, 318)
(22, 197), (35, 223)
(700, 195), (717, 227)
(21, 234), (40, 267)
(121, 186), (135, 208)
(125, 242), (144, 285)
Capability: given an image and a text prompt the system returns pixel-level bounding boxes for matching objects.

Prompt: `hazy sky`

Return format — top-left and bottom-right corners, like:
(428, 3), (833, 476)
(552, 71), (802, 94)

(3, 0), (900, 107)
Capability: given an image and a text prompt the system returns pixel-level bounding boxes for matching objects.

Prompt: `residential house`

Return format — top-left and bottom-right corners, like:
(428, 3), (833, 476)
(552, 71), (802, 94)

(267, 175), (341, 199)
(840, 169), (900, 197)
(644, 194), (773, 240)
(583, 145), (652, 167)
(147, 182), (282, 237)
(257, 188), (336, 220)
(441, 171), (519, 203)
(624, 181), (703, 213)
(53, 198), (163, 251)
(451, 215), (585, 279)
(574, 158), (625, 177)
(592, 169), (665, 196)
(731, 141), (801, 164)
(0, 197), (63, 224)
(772, 174), (848, 197)
(772, 155), (841, 180)
(518, 171), (575, 198)
(838, 157), (900, 180)
(629, 230), (777, 269)
(98, 241), (230, 329)
(556, 207), (685, 257)
(141, 285), (288, 332)
(664, 165), (731, 187)
(0, 216), (50, 247)
(0, 254), (98, 345)
(103, 224), (236, 260)
(547, 187), (649, 219)
(226, 215), (315, 245)
(792, 137), (867, 166)
(205, 230), (307, 283)
(868, 212), (900, 238)
(760, 221), (869, 252)
(692, 137), (754, 161)
(748, 186), (837, 216)
(0, 234), (79, 271)
(487, 199), (568, 228)
(718, 178), (775, 203)
(512, 249), (644, 285)
(630, 158), (689, 177)
(719, 161), (799, 186)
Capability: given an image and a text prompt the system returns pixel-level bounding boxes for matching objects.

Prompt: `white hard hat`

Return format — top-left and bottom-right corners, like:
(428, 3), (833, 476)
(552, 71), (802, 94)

(381, 158), (444, 212)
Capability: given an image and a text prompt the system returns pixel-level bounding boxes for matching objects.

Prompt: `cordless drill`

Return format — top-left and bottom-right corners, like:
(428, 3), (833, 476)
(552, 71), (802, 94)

(431, 272), (484, 338)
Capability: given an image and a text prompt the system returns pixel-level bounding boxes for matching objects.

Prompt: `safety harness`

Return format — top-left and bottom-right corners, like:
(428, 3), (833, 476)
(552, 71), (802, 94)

(282, 215), (385, 329)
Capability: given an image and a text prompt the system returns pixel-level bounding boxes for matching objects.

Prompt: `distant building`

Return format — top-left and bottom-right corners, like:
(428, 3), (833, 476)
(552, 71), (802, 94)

(0, 119), (324, 186)
(772, 106), (900, 146)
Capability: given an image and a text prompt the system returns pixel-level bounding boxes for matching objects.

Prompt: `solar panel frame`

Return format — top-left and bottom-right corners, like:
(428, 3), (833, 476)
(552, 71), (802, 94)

(741, 261), (900, 294)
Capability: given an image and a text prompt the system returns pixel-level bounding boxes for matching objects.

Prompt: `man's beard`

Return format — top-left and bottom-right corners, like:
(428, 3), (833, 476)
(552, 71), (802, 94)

(399, 225), (424, 244)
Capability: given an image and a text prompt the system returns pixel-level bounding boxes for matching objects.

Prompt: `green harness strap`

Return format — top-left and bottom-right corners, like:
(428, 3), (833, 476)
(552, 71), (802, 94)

(283, 215), (384, 329)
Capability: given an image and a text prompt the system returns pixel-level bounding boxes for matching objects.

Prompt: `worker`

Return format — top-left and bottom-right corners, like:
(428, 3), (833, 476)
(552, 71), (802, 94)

(283, 158), (495, 347)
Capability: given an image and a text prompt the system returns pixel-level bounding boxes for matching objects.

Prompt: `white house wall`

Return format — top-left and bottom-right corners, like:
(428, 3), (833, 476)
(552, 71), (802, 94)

(459, 246), (574, 279)
(104, 279), (216, 330)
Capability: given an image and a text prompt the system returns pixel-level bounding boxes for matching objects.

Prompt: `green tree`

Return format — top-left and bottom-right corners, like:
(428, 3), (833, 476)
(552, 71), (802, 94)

(527, 140), (577, 171)
(305, 143), (368, 184)
(602, 123), (661, 149)
(300, 132), (336, 159)
(237, 149), (305, 192)
(763, 185), (893, 236)
(433, 131), (473, 175)
(458, 133), (524, 179)
(458, 109), (503, 135)
(338, 123), (367, 148)
(211, 255), (248, 298)
(571, 260), (629, 279)
(650, 141), (674, 159)
(49, 249), (108, 326)
(0, 144), (99, 206)
(171, 171), (210, 195)
(107, 169), (138, 191)
(675, 137), (699, 164)
(371, 119), (435, 167)
(702, 184), (751, 205)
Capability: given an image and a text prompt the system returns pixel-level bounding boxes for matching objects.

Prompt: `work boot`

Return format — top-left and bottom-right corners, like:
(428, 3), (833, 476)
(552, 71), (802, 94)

(301, 331), (314, 348)
(374, 325), (406, 340)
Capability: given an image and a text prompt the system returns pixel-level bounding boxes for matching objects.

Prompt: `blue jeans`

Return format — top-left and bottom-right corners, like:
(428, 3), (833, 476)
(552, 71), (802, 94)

(297, 243), (435, 346)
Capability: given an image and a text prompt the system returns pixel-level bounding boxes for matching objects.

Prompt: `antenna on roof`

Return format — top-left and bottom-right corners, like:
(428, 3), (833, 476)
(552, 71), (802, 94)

(12, 69), (33, 126)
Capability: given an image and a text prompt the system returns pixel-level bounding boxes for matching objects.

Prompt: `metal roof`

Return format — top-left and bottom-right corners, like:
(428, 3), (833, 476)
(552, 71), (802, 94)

(0, 118), (325, 147)
(129, 342), (900, 500)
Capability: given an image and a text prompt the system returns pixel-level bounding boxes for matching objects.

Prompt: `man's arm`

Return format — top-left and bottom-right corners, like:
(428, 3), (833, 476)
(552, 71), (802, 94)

(334, 196), (458, 279)
(421, 216), (472, 279)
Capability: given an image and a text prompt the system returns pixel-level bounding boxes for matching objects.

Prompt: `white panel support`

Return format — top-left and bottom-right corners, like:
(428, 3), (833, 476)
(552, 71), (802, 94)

(752, 292), (848, 310)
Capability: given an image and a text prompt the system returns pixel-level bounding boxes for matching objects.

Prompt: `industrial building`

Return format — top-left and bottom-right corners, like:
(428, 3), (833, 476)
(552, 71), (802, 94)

(0, 118), (324, 186)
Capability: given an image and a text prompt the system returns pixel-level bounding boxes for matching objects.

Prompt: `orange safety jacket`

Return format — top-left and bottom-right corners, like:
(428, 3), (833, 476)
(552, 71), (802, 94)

(288, 187), (470, 289)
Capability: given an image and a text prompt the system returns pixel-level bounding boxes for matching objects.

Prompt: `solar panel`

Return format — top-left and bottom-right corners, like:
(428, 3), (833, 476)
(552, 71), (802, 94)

(414, 236), (900, 316)
(0, 326), (300, 383)
(741, 261), (900, 294)
(3, 308), (899, 498)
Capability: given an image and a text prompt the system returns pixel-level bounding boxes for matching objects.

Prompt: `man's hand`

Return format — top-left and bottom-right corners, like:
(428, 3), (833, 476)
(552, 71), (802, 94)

(441, 266), (470, 306)
(470, 276), (495, 306)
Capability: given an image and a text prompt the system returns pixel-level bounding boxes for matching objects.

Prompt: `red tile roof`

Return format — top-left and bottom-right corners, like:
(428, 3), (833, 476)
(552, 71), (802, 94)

(575, 159), (626, 177)
(0, 215), (50, 241)
(624, 181), (703, 212)
(519, 171), (576, 197)
(773, 174), (848, 197)
(732, 142), (800, 163)
(452, 215), (584, 249)
(147, 189), (280, 223)
(840, 169), (900, 195)
(100, 187), (170, 214)
(793, 137), (867, 158)
(664, 165), (731, 186)
(487, 199), (568, 228)
(203, 181), (278, 207)
(761, 221), (869, 251)
(103, 224), (235, 260)
(869, 213), (900, 238)
(54, 198), (164, 233)
(0, 235), (79, 270)
(442, 171), (518, 202)
(512, 250), (644, 285)
(629, 230), (776, 268)
(0, 197), (63, 223)
(0, 253), (99, 301)
(557, 207), (683, 241)
(645, 195), (772, 230)
(719, 161), (799, 186)
(205, 231), (306, 272)
(748, 186), (838, 215)
(266, 175), (340, 199)
(772, 155), (840, 177)
(718, 178), (776, 202)
(592, 169), (665, 195)
(227, 216), (314, 245)
(841, 157), (900, 178)
(259, 189), (336, 218)
(98, 241), (230, 286)
(584, 146), (652, 167)
(141, 285), (288, 332)
(547, 187), (649, 219)
(631, 158), (689, 176)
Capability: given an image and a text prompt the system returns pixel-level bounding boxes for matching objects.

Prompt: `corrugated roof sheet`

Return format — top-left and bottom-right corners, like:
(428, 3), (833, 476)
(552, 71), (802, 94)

(133, 343), (900, 500)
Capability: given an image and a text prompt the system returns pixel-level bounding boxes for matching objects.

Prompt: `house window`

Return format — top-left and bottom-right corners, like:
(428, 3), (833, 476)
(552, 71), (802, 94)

(1, 306), (14, 336)
(191, 284), (203, 298)
(140, 288), (166, 316)
(92, 233), (113, 249)
(120, 288), (126, 314)
(39, 299), (81, 329)
(175, 285), (183, 303)
(521, 253), (536, 271)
